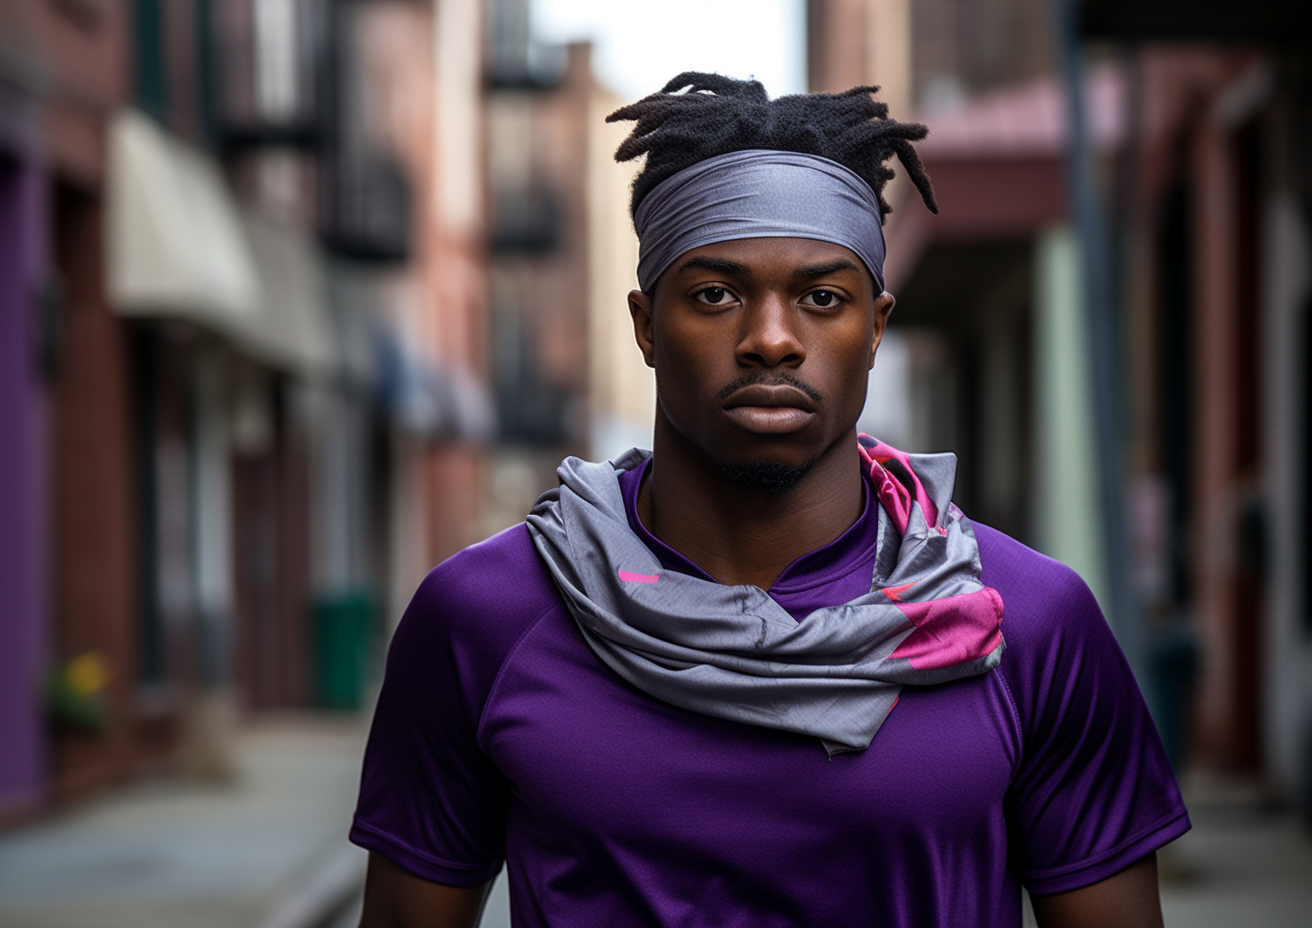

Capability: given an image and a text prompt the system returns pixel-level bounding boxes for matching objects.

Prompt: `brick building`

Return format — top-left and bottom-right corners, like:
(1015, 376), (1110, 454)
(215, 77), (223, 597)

(0, 0), (138, 816)
(481, 0), (596, 522)
(1081, 1), (1312, 793)
(0, 0), (492, 819)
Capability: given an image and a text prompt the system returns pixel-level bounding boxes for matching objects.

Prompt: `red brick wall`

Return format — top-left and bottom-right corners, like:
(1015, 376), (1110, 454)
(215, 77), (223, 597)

(29, 0), (129, 187)
(48, 184), (141, 800)
(1122, 48), (1269, 771)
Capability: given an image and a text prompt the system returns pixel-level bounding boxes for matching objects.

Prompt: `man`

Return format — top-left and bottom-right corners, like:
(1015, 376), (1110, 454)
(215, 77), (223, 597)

(351, 74), (1188, 928)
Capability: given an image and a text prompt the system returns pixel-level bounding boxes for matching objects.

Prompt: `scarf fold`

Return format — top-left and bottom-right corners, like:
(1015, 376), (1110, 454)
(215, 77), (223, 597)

(526, 436), (1004, 756)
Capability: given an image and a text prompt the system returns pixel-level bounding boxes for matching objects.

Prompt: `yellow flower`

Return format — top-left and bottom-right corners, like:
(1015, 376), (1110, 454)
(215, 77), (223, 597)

(66, 653), (109, 697)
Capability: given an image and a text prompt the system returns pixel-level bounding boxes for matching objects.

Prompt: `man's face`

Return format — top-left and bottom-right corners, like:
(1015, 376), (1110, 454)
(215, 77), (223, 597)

(629, 236), (893, 482)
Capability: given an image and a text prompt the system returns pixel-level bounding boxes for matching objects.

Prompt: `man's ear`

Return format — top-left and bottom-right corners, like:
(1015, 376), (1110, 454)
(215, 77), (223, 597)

(629, 289), (656, 368)
(869, 291), (896, 370)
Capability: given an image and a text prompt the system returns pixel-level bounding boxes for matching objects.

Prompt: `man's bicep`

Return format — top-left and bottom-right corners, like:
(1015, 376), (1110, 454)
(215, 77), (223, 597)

(1029, 852), (1163, 928)
(358, 852), (494, 928)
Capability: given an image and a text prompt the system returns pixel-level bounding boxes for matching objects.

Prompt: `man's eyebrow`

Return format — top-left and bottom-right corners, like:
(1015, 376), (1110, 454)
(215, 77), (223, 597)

(793, 259), (861, 280)
(675, 256), (750, 277)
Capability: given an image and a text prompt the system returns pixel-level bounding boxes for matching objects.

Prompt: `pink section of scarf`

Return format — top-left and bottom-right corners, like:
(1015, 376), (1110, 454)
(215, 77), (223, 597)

(859, 436), (1005, 671)
(887, 588), (1006, 670)
(859, 437), (943, 534)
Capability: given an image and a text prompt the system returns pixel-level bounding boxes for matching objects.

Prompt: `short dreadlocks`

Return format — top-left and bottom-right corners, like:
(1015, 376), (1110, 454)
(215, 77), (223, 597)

(607, 72), (939, 224)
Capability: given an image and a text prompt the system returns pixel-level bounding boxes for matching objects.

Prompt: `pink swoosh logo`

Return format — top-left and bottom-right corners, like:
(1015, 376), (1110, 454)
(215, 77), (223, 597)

(618, 570), (660, 584)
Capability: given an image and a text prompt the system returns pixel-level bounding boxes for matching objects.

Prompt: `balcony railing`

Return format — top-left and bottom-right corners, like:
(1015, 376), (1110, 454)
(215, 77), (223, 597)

(210, 0), (328, 149)
(319, 151), (412, 263)
(490, 186), (561, 255)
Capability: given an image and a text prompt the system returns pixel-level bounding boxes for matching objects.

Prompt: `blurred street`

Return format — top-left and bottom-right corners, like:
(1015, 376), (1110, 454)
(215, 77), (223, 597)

(1157, 781), (1312, 928)
(0, 714), (370, 928)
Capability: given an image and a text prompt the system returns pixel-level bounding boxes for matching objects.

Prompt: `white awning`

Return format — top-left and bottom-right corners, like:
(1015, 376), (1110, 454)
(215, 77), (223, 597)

(105, 109), (336, 376)
(105, 108), (261, 326)
(235, 208), (335, 375)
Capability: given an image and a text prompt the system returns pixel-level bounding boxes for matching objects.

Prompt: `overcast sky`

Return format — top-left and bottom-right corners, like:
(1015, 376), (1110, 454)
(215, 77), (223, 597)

(531, 0), (807, 103)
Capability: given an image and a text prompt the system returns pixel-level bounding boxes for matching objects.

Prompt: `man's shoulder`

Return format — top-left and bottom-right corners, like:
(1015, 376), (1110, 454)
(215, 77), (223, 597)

(402, 522), (565, 652)
(970, 521), (1109, 653)
(362, 523), (570, 779)
(972, 523), (1093, 606)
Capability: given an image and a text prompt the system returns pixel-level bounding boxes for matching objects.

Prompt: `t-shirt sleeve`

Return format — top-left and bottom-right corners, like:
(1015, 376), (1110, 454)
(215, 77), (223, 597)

(991, 540), (1190, 895)
(349, 552), (517, 887)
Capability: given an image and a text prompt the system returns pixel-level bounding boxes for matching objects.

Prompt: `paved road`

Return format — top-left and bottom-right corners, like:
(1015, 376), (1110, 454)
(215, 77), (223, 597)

(1158, 793), (1312, 927)
(0, 714), (369, 928)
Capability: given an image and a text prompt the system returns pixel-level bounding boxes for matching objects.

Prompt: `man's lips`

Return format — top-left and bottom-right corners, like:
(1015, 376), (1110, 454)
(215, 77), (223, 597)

(721, 384), (817, 433)
(722, 384), (818, 411)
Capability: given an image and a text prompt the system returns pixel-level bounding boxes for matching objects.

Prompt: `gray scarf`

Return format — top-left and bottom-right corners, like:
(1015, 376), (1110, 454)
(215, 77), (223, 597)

(526, 444), (1003, 756)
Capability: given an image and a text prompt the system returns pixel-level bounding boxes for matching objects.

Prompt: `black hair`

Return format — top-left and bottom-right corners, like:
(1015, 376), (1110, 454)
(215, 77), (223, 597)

(607, 72), (938, 224)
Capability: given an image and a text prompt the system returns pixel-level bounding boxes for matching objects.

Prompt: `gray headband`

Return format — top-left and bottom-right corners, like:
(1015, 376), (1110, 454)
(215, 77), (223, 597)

(634, 149), (886, 293)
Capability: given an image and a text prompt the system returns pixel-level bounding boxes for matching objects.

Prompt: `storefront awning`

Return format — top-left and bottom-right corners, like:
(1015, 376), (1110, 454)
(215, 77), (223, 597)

(236, 209), (336, 375)
(106, 109), (261, 327)
(105, 109), (337, 376)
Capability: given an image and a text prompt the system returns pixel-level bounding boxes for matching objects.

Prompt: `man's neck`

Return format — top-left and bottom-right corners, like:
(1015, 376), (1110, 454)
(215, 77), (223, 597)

(637, 416), (865, 590)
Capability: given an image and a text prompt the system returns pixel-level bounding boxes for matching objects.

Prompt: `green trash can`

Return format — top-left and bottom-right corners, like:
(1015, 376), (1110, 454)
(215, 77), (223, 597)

(315, 592), (373, 709)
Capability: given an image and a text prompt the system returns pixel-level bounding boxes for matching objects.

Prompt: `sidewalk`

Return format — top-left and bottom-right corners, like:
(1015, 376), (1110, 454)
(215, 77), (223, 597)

(0, 713), (370, 928)
(1158, 779), (1312, 928)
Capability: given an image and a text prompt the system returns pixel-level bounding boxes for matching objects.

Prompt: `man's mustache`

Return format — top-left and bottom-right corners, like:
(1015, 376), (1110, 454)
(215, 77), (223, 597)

(711, 372), (825, 404)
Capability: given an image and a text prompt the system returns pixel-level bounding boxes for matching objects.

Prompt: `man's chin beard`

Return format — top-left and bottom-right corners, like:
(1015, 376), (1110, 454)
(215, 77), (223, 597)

(717, 458), (815, 494)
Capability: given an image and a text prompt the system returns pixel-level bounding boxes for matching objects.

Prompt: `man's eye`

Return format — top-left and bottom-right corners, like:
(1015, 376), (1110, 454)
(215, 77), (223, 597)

(695, 287), (732, 305)
(803, 289), (841, 308)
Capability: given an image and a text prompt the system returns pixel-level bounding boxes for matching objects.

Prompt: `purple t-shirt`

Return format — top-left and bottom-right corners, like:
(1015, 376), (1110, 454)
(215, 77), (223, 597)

(351, 460), (1189, 927)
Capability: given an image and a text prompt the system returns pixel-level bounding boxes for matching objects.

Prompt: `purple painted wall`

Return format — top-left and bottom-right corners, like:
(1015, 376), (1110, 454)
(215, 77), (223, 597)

(0, 149), (48, 817)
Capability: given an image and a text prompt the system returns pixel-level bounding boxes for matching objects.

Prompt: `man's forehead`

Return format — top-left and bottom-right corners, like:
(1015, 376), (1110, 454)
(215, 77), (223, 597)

(669, 238), (874, 283)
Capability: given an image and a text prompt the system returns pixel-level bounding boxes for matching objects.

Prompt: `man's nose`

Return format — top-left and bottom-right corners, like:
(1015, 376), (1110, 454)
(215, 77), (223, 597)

(736, 294), (805, 368)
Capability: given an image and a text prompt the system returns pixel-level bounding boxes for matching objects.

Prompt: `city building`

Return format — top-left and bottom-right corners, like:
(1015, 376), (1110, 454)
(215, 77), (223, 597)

(0, 0), (492, 820)
(1082, 0), (1312, 798)
(482, 0), (597, 527)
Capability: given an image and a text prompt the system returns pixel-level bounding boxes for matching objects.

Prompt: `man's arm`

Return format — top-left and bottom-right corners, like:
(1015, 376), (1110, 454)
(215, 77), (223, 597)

(1029, 852), (1163, 928)
(358, 852), (494, 928)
